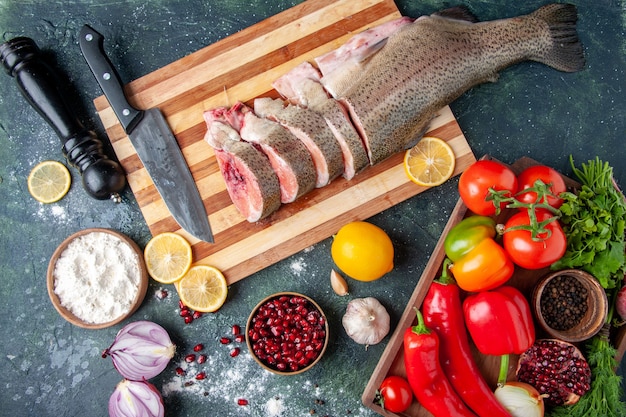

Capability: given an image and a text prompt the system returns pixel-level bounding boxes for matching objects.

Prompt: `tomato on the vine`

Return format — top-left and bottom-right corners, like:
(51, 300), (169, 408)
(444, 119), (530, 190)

(458, 160), (518, 215)
(502, 210), (567, 269)
(516, 165), (566, 208)
(378, 375), (413, 413)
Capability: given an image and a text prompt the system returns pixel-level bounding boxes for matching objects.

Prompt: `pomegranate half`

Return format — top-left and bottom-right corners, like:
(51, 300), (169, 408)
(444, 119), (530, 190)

(516, 339), (591, 407)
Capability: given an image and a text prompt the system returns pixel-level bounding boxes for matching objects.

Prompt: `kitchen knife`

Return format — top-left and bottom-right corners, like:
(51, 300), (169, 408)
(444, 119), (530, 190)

(78, 25), (214, 243)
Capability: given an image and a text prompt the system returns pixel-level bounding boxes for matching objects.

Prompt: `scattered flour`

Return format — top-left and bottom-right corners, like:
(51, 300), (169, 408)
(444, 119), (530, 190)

(265, 396), (285, 415)
(52, 231), (142, 324)
(289, 257), (306, 276)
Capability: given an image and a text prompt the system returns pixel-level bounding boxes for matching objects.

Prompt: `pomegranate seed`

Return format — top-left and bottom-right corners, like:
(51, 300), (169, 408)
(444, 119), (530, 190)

(193, 343), (204, 352)
(197, 354), (207, 364)
(178, 300), (186, 309)
(192, 311), (203, 320)
(232, 324), (241, 335)
(235, 334), (245, 343)
(155, 289), (168, 299)
(220, 337), (231, 345)
(195, 372), (206, 380)
(180, 308), (191, 317)
(237, 399), (248, 406)
(185, 354), (196, 363)
(184, 316), (194, 324)
(230, 347), (240, 357)
(175, 367), (185, 376)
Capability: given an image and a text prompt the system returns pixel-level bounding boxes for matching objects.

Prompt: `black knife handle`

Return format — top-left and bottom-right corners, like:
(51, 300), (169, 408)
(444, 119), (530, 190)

(78, 25), (143, 134)
(0, 36), (126, 201)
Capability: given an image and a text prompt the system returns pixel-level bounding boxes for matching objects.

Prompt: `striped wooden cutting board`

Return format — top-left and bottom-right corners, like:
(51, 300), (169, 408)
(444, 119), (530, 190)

(94, 0), (477, 285)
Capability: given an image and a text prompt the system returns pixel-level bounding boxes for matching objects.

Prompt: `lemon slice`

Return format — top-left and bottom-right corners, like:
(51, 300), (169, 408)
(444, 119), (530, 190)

(176, 265), (228, 313)
(27, 160), (71, 203)
(144, 232), (193, 284)
(404, 136), (456, 187)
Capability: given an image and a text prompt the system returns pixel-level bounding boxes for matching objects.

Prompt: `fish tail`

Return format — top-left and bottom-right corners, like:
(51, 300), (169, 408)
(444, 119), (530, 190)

(531, 3), (585, 72)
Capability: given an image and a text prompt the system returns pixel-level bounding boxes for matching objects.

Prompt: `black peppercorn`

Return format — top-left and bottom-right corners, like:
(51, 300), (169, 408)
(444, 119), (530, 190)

(540, 275), (588, 330)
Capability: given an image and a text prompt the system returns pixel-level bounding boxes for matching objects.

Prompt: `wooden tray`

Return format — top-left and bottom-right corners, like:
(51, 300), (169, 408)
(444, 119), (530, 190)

(362, 156), (626, 417)
(93, 0), (476, 284)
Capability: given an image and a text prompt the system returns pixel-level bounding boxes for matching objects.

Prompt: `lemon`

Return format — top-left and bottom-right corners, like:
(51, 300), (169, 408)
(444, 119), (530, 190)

(176, 265), (228, 312)
(27, 160), (71, 203)
(144, 232), (193, 284)
(331, 221), (394, 282)
(404, 136), (456, 187)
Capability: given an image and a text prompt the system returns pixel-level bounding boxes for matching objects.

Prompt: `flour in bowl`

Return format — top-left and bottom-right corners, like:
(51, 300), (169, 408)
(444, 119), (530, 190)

(53, 231), (142, 324)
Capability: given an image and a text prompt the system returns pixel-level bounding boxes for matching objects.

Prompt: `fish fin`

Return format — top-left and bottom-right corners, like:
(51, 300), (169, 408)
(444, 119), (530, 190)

(530, 4), (585, 72)
(432, 6), (479, 23)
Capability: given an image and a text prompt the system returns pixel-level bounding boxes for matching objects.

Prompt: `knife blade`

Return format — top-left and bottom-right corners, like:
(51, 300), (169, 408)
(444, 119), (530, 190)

(78, 25), (214, 243)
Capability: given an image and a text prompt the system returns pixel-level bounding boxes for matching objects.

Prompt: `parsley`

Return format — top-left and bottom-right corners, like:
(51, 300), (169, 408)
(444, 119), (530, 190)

(548, 156), (626, 417)
(551, 156), (626, 290)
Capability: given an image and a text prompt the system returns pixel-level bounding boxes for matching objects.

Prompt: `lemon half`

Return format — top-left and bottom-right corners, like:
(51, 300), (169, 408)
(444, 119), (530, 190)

(27, 160), (71, 203)
(404, 136), (456, 187)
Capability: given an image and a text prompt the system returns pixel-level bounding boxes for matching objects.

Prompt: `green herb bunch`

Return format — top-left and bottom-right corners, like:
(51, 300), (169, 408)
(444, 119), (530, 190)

(551, 156), (626, 290)
(548, 156), (626, 417)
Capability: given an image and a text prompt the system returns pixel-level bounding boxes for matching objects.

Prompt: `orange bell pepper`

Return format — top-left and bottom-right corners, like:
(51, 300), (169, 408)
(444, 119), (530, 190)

(444, 216), (514, 292)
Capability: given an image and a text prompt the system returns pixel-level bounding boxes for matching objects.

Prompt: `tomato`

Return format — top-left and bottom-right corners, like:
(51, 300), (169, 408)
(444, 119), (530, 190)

(458, 160), (518, 215)
(516, 165), (566, 208)
(502, 210), (567, 269)
(378, 375), (413, 413)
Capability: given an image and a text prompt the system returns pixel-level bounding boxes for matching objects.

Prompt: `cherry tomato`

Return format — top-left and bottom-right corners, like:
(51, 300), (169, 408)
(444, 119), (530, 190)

(502, 210), (567, 269)
(459, 160), (518, 215)
(516, 165), (566, 208)
(378, 375), (413, 413)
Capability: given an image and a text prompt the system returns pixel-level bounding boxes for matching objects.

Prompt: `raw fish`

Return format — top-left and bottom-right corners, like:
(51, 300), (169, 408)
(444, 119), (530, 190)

(204, 108), (281, 222)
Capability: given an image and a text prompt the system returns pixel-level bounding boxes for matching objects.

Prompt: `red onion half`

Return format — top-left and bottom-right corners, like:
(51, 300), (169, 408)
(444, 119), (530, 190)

(103, 321), (176, 381)
(109, 379), (164, 417)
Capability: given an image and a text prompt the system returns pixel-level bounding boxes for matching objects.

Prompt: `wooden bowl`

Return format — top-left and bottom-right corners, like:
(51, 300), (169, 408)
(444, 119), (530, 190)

(532, 269), (608, 343)
(47, 228), (148, 329)
(246, 292), (329, 375)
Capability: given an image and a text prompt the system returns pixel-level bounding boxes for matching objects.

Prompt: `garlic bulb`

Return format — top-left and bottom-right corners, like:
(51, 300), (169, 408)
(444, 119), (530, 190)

(342, 297), (390, 347)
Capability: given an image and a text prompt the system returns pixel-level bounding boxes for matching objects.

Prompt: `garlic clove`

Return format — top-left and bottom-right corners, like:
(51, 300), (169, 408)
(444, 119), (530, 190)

(330, 269), (349, 296)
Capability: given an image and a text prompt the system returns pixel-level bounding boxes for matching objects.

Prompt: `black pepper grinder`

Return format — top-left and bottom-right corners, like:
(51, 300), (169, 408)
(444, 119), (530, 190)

(0, 36), (126, 202)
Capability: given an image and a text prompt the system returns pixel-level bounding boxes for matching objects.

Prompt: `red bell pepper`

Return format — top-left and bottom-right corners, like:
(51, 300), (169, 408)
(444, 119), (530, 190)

(404, 308), (477, 417)
(463, 286), (535, 356)
(422, 262), (510, 417)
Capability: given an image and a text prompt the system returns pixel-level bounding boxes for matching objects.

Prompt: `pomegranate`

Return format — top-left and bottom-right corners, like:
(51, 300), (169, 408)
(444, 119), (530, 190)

(516, 339), (591, 406)
(247, 294), (327, 372)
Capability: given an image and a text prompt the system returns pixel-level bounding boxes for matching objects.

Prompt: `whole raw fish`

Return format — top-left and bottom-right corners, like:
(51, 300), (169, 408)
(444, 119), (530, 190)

(333, 4), (585, 164)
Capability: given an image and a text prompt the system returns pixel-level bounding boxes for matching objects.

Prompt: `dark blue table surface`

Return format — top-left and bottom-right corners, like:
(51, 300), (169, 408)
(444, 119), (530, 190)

(0, 1), (624, 416)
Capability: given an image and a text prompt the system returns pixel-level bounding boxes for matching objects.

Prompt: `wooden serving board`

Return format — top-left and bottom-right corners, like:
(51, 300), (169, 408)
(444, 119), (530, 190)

(361, 156), (626, 417)
(94, 0), (476, 284)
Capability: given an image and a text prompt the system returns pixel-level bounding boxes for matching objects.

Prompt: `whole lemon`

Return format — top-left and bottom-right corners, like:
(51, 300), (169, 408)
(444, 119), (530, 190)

(331, 221), (394, 281)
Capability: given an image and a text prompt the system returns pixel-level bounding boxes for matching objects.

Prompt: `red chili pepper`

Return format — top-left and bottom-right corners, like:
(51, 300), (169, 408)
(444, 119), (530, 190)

(463, 286), (535, 356)
(422, 262), (510, 417)
(403, 308), (477, 417)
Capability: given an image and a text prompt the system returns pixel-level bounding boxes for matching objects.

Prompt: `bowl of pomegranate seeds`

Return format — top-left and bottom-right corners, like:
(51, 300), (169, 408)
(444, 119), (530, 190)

(532, 269), (608, 343)
(246, 292), (329, 375)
